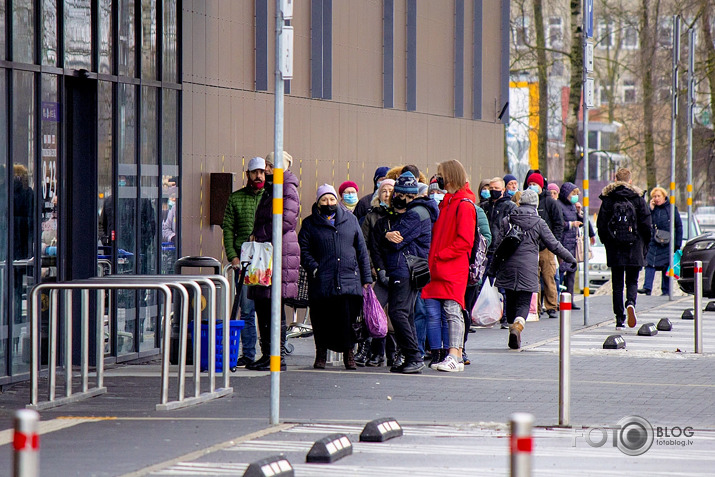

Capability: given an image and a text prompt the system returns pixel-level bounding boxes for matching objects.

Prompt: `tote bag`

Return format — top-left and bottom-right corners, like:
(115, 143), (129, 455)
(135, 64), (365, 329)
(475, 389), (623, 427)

(240, 241), (273, 286)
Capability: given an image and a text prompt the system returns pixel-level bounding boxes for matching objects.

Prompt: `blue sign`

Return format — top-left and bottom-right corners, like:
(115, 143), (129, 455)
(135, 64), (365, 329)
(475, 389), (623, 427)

(585, 0), (594, 38)
(42, 102), (60, 122)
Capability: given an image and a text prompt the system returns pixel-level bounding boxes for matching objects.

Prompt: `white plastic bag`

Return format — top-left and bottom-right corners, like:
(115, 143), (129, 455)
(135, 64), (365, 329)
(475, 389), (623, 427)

(240, 241), (273, 286)
(471, 279), (503, 327)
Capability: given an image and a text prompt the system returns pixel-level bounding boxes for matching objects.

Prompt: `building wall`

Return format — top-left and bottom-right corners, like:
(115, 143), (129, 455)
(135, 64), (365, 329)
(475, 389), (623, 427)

(181, 0), (507, 263)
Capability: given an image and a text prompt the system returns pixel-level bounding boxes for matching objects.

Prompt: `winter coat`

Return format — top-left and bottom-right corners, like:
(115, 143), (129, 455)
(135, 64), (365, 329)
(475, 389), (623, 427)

(537, 189), (564, 246)
(222, 186), (264, 262)
(482, 195), (517, 255)
(360, 204), (393, 274)
(162, 205), (176, 243)
(299, 203), (373, 300)
(371, 197), (438, 280)
(493, 205), (576, 292)
(646, 202), (683, 268)
(421, 187), (477, 308)
(596, 182), (652, 267)
(556, 182), (594, 273)
(354, 192), (375, 221)
(247, 171), (300, 300)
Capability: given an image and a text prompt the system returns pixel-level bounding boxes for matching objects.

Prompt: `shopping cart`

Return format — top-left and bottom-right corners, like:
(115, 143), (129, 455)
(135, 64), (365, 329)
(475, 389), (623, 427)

(285, 267), (312, 340)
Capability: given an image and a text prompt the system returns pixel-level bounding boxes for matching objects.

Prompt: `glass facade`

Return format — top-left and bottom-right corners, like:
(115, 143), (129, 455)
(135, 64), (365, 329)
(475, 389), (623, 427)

(0, 1), (180, 380)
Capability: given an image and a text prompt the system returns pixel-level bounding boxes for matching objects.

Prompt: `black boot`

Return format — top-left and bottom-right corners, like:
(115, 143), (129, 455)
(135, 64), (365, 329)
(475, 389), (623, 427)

(354, 340), (370, 367)
(365, 352), (385, 367)
(428, 349), (445, 369)
(344, 348), (357, 370)
(314, 347), (327, 369)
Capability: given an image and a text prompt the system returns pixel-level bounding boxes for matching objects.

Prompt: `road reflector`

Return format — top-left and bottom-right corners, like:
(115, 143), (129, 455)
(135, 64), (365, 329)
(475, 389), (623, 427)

(359, 417), (403, 442)
(657, 318), (673, 331)
(306, 434), (353, 463)
(637, 323), (658, 336)
(603, 335), (626, 349)
(705, 301), (715, 312)
(243, 455), (293, 477)
(682, 309), (694, 320)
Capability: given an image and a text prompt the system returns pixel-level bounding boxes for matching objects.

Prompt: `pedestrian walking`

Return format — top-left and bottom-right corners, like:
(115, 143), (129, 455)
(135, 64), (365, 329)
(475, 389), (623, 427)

(597, 168), (652, 329)
(299, 184), (373, 370)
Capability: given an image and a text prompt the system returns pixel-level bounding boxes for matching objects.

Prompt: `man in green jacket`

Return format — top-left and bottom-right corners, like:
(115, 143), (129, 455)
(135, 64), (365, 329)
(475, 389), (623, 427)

(222, 156), (266, 366)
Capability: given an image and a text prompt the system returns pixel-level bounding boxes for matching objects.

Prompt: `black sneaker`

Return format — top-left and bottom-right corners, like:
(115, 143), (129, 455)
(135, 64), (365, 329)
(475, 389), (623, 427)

(401, 361), (425, 374)
(234, 356), (254, 368)
(246, 355), (270, 370)
(365, 354), (385, 367)
(615, 316), (626, 330)
(547, 309), (558, 319)
(253, 356), (286, 371)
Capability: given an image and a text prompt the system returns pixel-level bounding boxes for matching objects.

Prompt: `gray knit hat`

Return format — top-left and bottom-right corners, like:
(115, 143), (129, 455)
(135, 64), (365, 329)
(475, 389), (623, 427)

(520, 188), (539, 206)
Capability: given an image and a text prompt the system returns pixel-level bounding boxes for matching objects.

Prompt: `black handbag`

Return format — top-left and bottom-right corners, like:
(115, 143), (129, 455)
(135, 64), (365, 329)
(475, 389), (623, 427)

(654, 227), (670, 245)
(404, 253), (431, 289)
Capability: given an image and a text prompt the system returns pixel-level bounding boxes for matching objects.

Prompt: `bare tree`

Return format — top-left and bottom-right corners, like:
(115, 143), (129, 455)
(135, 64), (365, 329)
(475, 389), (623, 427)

(563, 0), (584, 183)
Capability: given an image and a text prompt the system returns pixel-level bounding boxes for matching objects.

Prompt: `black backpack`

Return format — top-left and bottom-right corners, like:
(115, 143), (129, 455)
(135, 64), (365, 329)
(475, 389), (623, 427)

(608, 199), (639, 244)
(494, 218), (525, 263)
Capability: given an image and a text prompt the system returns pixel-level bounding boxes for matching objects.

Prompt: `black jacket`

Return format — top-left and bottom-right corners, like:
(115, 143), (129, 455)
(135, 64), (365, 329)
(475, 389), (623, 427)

(537, 189), (564, 245)
(483, 195), (517, 255)
(597, 182), (652, 267)
(646, 202), (683, 268)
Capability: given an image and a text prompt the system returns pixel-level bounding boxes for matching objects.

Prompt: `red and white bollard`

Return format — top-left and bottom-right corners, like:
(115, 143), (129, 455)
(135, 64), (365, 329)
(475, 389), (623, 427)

(694, 260), (703, 353)
(559, 293), (571, 427)
(510, 412), (534, 477)
(13, 409), (40, 477)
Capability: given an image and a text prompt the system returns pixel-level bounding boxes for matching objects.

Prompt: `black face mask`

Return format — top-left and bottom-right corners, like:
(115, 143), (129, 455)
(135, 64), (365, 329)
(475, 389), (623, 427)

(265, 174), (274, 184)
(490, 189), (503, 201)
(436, 176), (445, 190)
(319, 203), (338, 215)
(392, 196), (408, 209)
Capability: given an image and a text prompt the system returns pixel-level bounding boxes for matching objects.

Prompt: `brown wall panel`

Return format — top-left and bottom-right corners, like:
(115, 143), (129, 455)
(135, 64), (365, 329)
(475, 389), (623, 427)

(482, 1), (502, 122)
(417, 1), (454, 116)
(394, 0), (407, 109)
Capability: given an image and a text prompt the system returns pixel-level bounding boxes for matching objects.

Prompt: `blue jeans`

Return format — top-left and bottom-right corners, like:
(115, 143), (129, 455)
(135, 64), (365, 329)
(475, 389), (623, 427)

(643, 266), (669, 295)
(425, 298), (449, 351)
(413, 292), (428, 356)
(235, 275), (257, 360)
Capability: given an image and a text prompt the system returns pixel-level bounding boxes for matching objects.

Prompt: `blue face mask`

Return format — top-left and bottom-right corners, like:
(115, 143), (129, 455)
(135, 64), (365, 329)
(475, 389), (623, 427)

(379, 201), (388, 207)
(480, 189), (491, 200)
(432, 193), (445, 204)
(119, 180), (127, 187)
(343, 193), (358, 205)
(570, 195), (579, 204)
(506, 189), (517, 197)
(528, 185), (541, 194)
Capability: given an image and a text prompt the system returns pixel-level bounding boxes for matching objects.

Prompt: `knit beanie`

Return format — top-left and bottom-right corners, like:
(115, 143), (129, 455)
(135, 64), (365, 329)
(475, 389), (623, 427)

(547, 183), (560, 193)
(520, 189), (539, 206)
(418, 183), (429, 196)
(394, 171), (419, 194)
(526, 172), (545, 189)
(316, 184), (337, 202)
(374, 166), (390, 183)
(503, 174), (518, 186)
(339, 181), (359, 196)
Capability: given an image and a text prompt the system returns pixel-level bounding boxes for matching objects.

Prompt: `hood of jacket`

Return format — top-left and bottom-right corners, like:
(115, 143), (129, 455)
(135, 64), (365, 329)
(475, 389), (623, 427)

(558, 181), (577, 204)
(600, 181), (643, 200)
(407, 195), (439, 222)
(508, 205), (541, 228)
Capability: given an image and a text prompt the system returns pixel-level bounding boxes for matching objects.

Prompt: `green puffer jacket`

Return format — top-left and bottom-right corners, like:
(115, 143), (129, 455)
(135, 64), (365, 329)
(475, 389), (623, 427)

(222, 186), (264, 261)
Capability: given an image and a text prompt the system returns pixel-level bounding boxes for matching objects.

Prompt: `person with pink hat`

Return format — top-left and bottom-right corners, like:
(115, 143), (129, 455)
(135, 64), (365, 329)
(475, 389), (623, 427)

(338, 181), (360, 213)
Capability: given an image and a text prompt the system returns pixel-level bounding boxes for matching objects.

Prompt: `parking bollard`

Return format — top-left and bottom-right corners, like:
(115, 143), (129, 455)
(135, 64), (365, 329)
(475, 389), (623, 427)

(559, 293), (571, 427)
(694, 260), (703, 353)
(510, 412), (534, 477)
(13, 409), (40, 477)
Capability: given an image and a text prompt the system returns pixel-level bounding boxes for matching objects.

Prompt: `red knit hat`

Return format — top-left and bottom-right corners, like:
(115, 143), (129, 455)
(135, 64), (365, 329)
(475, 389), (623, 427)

(526, 173), (544, 189)
(339, 181), (359, 196)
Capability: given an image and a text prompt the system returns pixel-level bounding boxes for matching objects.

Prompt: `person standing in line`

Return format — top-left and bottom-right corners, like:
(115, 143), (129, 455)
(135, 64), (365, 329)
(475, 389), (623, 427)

(639, 186), (682, 296)
(421, 160), (476, 372)
(299, 184), (373, 370)
(491, 189), (576, 349)
(355, 166), (390, 220)
(504, 174), (519, 200)
(338, 181), (360, 213)
(547, 183), (560, 201)
(221, 157), (265, 367)
(245, 152), (301, 371)
(597, 168), (652, 329)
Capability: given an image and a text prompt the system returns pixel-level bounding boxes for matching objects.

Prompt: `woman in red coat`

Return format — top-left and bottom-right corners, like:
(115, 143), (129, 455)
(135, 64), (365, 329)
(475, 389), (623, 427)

(421, 160), (476, 372)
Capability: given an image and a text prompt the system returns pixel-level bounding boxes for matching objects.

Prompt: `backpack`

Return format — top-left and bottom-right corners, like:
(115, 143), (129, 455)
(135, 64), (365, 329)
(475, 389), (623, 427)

(608, 199), (639, 244)
(460, 199), (489, 286)
(494, 219), (526, 262)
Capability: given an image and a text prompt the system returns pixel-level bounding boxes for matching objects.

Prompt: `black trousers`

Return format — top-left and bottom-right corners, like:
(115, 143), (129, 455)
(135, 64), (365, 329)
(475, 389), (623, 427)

(503, 290), (533, 324)
(462, 284), (480, 345)
(387, 278), (420, 363)
(254, 298), (287, 356)
(611, 265), (641, 320)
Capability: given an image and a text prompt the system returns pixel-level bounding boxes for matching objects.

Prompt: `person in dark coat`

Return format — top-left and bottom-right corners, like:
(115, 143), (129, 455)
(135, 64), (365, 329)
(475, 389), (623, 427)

(597, 168), (652, 330)
(639, 186), (683, 296)
(492, 189), (576, 349)
(299, 184), (373, 370)
(246, 154), (300, 371)
(354, 166), (390, 220)
(557, 182), (595, 306)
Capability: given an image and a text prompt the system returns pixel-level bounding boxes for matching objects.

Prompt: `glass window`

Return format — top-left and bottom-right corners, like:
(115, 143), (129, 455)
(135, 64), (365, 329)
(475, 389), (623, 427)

(162, 0), (178, 82)
(141, 0), (157, 80)
(97, 81), (113, 355)
(161, 89), (177, 273)
(117, 83), (137, 355)
(597, 20), (615, 49)
(65, 0), (91, 70)
(40, 75), (59, 286)
(13, 0), (35, 63)
(1, 1), (6, 60)
(99, 0), (113, 74)
(623, 79), (636, 103)
(119, 0), (136, 77)
(546, 17), (562, 49)
(513, 16), (530, 49)
(0, 70), (8, 376)
(42, 0), (58, 66)
(11, 70), (35, 375)
(622, 24), (638, 50)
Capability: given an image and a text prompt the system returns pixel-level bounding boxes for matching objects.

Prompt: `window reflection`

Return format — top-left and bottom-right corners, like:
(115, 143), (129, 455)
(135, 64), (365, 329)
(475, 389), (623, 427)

(0, 71), (8, 376)
(65, 0), (91, 70)
(162, 0), (178, 82)
(13, 0), (35, 64)
(119, 0), (136, 77)
(0, 1), (6, 61)
(97, 81), (113, 354)
(42, 0), (57, 66)
(141, 0), (156, 80)
(99, 0), (113, 74)
(161, 90), (178, 274)
(40, 75), (59, 284)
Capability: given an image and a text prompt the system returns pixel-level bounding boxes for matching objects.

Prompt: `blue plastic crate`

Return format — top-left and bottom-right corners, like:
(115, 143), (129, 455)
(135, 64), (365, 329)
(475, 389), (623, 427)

(190, 320), (244, 372)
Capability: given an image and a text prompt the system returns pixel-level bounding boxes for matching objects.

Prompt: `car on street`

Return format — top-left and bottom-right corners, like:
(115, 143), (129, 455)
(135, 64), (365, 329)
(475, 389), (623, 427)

(695, 206), (715, 232)
(578, 233), (610, 290)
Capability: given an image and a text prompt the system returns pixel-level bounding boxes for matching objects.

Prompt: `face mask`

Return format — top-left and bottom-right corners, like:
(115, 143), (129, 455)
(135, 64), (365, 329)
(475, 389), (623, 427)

(490, 190), (502, 201)
(251, 180), (265, 190)
(392, 196), (408, 209)
(379, 201), (388, 208)
(118, 180), (127, 187)
(343, 193), (358, 205)
(436, 176), (445, 190)
(432, 193), (444, 204)
(528, 185), (541, 194)
(168, 199), (175, 209)
(506, 189), (517, 197)
(570, 195), (579, 204)
(319, 203), (338, 215)
(265, 174), (274, 184)
(480, 189), (491, 200)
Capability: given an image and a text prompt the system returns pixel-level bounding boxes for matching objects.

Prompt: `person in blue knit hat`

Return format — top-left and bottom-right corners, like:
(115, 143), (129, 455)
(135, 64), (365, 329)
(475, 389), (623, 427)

(504, 174), (519, 198)
(355, 166), (390, 220)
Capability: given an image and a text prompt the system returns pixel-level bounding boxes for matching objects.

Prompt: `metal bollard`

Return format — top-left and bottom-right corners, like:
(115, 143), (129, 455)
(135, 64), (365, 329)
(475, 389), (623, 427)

(559, 292), (571, 427)
(13, 409), (40, 477)
(694, 260), (703, 353)
(510, 412), (534, 477)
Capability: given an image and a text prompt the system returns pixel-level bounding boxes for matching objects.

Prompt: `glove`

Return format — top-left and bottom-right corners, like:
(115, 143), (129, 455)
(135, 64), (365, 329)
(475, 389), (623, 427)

(377, 269), (390, 287)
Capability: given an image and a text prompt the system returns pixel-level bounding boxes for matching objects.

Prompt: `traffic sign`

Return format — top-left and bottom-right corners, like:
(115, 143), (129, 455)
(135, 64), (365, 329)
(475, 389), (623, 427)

(585, 0), (594, 38)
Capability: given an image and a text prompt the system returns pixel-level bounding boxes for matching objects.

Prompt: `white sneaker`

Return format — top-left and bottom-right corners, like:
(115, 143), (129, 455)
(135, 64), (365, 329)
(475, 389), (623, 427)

(435, 355), (464, 372)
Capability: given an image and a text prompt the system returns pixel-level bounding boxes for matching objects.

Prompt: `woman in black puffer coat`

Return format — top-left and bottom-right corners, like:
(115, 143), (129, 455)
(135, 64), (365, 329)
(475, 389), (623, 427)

(557, 182), (595, 304)
(640, 187), (682, 296)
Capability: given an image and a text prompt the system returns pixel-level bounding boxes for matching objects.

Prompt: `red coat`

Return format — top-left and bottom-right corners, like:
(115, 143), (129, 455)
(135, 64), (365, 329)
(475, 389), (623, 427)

(421, 186), (476, 308)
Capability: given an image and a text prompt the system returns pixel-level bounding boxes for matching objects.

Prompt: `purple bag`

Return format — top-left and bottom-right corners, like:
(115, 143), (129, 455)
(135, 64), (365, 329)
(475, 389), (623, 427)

(363, 286), (387, 338)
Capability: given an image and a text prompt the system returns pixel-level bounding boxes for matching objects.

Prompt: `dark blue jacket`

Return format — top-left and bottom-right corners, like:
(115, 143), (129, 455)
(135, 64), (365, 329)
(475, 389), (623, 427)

(557, 182), (595, 273)
(298, 203), (373, 300)
(370, 197), (438, 279)
(646, 202), (683, 268)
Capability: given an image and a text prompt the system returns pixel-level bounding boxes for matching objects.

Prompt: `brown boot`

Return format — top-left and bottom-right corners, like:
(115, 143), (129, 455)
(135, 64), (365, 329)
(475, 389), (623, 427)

(313, 347), (327, 369)
(508, 317), (525, 350)
(344, 348), (357, 370)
